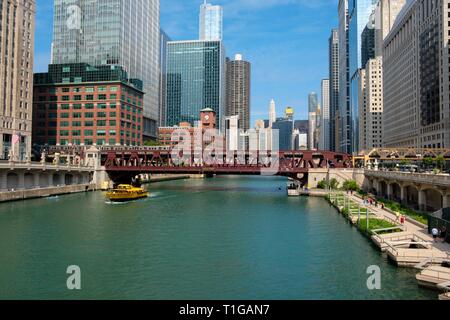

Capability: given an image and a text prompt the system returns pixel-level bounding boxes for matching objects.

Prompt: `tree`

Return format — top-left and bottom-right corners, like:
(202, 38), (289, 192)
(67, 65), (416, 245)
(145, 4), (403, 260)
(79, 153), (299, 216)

(422, 157), (434, 169)
(317, 180), (328, 189)
(343, 180), (359, 192)
(330, 178), (339, 190)
(436, 155), (446, 172)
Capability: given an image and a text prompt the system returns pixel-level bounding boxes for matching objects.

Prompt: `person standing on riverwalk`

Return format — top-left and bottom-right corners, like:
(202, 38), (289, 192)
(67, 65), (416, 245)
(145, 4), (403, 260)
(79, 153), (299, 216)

(432, 227), (439, 243)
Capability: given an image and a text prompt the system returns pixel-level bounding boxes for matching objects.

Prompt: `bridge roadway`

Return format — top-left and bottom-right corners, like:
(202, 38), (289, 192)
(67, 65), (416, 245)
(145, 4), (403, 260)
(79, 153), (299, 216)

(100, 147), (352, 181)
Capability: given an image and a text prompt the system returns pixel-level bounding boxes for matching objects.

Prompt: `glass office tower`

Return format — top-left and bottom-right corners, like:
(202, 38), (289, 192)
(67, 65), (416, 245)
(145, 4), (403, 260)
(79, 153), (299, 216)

(52, 0), (160, 139)
(348, 0), (377, 153)
(165, 41), (225, 129)
(199, 1), (223, 41)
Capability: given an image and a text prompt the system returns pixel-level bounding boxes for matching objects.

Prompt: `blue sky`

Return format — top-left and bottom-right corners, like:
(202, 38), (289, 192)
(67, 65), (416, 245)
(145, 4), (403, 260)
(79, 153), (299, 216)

(34, 0), (339, 124)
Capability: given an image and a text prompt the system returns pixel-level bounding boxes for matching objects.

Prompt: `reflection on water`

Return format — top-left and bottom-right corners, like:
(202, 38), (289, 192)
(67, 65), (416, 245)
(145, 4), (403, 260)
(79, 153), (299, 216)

(0, 176), (436, 300)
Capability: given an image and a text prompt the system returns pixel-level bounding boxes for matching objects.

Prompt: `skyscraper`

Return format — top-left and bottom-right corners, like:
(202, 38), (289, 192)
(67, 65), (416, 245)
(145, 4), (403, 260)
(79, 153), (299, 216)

(361, 12), (376, 68)
(329, 28), (340, 152)
(199, 1), (223, 41)
(159, 30), (171, 127)
(0, 0), (35, 160)
(308, 92), (318, 113)
(320, 79), (330, 151)
(165, 40), (225, 129)
(338, 0), (350, 153)
(52, 0), (160, 139)
(384, 0), (450, 149)
(348, 0), (378, 154)
(308, 93), (319, 150)
(226, 54), (251, 131)
(269, 99), (277, 128)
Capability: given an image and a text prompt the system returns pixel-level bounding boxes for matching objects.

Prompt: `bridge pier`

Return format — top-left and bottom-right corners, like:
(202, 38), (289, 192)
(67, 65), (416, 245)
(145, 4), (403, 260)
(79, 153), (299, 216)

(418, 189), (427, 211)
(444, 193), (450, 209)
(400, 185), (407, 205)
(0, 171), (6, 191)
(387, 184), (393, 200)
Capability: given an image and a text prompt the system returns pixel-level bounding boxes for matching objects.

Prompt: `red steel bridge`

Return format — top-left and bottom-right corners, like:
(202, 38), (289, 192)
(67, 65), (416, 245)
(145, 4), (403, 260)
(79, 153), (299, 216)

(98, 147), (352, 183)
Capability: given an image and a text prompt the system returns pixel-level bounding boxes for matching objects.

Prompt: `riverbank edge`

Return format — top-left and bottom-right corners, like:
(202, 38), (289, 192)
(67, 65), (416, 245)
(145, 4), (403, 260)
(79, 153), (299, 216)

(0, 183), (97, 203)
(302, 189), (428, 229)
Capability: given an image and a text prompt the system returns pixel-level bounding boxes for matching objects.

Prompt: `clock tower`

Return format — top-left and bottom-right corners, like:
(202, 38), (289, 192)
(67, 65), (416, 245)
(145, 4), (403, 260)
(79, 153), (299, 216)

(200, 108), (216, 129)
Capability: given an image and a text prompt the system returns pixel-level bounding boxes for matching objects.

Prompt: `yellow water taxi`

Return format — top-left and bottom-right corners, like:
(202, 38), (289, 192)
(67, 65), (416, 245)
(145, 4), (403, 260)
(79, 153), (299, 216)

(106, 184), (149, 202)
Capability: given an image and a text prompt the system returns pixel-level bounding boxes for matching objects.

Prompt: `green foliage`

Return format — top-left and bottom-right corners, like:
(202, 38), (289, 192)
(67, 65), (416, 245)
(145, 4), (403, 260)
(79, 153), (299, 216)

(343, 180), (359, 192)
(144, 140), (162, 147)
(329, 178), (339, 190)
(357, 218), (400, 234)
(317, 180), (327, 189)
(318, 178), (340, 190)
(376, 198), (428, 225)
(436, 155), (446, 171)
(422, 157), (434, 169)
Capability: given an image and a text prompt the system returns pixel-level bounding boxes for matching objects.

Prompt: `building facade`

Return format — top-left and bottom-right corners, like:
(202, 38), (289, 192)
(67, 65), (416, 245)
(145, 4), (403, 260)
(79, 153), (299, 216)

(338, 0), (350, 153)
(272, 118), (294, 151)
(165, 40), (225, 130)
(383, 0), (450, 149)
(320, 79), (330, 151)
(52, 0), (160, 139)
(329, 28), (340, 152)
(225, 54), (251, 132)
(159, 29), (171, 127)
(364, 57), (383, 150)
(348, 0), (378, 154)
(33, 64), (144, 147)
(0, 0), (35, 161)
(199, 1), (223, 41)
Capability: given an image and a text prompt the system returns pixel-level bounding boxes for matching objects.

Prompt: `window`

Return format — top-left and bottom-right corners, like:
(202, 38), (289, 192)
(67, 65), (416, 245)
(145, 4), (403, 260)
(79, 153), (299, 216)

(72, 121), (82, 127)
(60, 121), (69, 127)
(110, 112), (116, 117)
(109, 120), (117, 126)
(85, 103), (94, 109)
(97, 130), (106, 136)
(97, 120), (107, 127)
(63, 66), (71, 73)
(74, 95), (82, 101)
(86, 95), (94, 100)
(86, 87), (94, 93)
(110, 94), (117, 100)
(85, 121), (94, 127)
(98, 103), (107, 109)
(85, 112), (94, 118)
(60, 130), (70, 136)
(72, 130), (81, 137)
(84, 130), (93, 136)
(61, 113), (70, 118)
(97, 112), (107, 118)
(99, 94), (107, 100)
(61, 104), (70, 110)
(73, 104), (82, 110)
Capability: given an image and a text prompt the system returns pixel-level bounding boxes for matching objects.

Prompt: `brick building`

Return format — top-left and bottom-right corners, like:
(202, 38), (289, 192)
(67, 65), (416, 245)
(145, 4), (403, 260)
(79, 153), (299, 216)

(33, 63), (144, 147)
(158, 108), (217, 148)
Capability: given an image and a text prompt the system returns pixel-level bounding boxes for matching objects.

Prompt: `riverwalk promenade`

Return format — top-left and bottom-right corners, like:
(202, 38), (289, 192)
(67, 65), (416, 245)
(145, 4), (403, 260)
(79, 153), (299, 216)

(339, 192), (450, 298)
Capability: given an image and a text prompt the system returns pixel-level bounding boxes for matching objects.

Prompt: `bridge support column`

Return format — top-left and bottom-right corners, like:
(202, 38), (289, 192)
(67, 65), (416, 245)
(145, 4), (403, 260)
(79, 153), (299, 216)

(17, 171), (25, 190)
(0, 171), (7, 191)
(443, 193), (450, 209)
(419, 189), (426, 211)
(400, 185), (407, 205)
(48, 174), (53, 187)
(387, 184), (393, 200)
(33, 172), (40, 189)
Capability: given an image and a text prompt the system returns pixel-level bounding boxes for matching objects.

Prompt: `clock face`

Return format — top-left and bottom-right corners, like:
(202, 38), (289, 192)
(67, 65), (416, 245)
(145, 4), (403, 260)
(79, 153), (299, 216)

(204, 115), (210, 121)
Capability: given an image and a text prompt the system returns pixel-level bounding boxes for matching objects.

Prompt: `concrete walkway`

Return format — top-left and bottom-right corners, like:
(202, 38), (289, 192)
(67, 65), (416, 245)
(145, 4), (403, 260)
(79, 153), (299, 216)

(347, 193), (450, 255)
